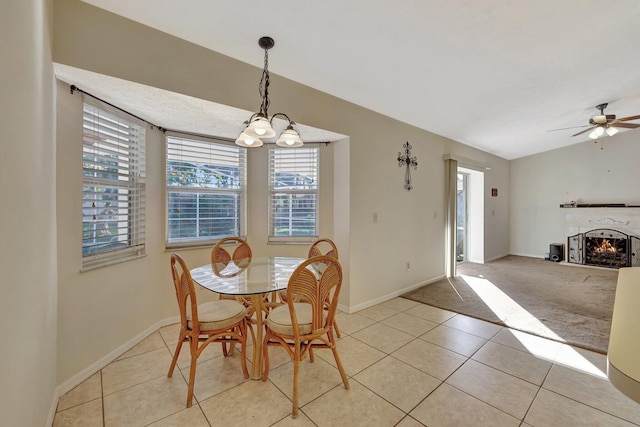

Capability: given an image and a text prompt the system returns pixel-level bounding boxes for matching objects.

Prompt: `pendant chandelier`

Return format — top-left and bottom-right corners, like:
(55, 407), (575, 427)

(235, 36), (303, 148)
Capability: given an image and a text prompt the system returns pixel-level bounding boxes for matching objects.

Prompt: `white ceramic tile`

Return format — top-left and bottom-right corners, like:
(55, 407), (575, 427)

(57, 372), (102, 412)
(405, 304), (457, 324)
(543, 364), (640, 424)
(332, 312), (377, 335)
(395, 416), (427, 427)
(302, 379), (405, 427)
(379, 297), (420, 312)
(184, 352), (249, 402)
(381, 312), (439, 337)
(351, 322), (415, 354)
(354, 356), (441, 412)
(103, 375), (188, 427)
(442, 314), (503, 340)
(391, 339), (466, 381)
(553, 343), (608, 375)
(472, 341), (552, 385)
(525, 388), (637, 427)
(410, 383), (520, 427)
(356, 305), (399, 321)
(102, 347), (174, 396)
(266, 356), (346, 407)
(53, 398), (103, 427)
(116, 331), (166, 360)
(271, 410), (316, 426)
(446, 359), (538, 419)
(490, 328), (562, 362)
(314, 335), (386, 376)
(147, 405), (210, 427)
(420, 325), (487, 356)
(199, 380), (293, 426)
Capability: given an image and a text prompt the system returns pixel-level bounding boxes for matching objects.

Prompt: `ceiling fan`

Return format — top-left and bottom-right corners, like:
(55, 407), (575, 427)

(567, 103), (640, 139)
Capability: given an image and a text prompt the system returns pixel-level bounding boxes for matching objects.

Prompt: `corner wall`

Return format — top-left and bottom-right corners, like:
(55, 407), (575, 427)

(0, 1), (58, 425)
(510, 132), (640, 258)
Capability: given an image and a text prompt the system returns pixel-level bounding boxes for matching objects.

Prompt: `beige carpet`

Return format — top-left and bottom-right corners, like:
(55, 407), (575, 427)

(402, 255), (619, 354)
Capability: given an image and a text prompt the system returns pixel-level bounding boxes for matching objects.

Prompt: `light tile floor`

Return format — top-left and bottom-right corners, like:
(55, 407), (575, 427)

(54, 298), (640, 426)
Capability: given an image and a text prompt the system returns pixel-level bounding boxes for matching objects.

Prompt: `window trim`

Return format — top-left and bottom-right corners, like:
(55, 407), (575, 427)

(165, 132), (247, 249)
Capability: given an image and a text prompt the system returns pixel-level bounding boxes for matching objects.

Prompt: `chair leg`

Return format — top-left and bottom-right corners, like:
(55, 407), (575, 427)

(331, 344), (349, 390)
(292, 359), (300, 419)
(186, 341), (198, 408)
(261, 333), (270, 381)
(334, 319), (342, 338)
(239, 320), (249, 379)
(167, 335), (184, 377)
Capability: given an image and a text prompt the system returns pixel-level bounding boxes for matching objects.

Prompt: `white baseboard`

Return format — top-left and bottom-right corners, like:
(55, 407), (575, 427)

(53, 314), (180, 417)
(509, 252), (546, 259)
(483, 252), (510, 263)
(339, 274), (446, 314)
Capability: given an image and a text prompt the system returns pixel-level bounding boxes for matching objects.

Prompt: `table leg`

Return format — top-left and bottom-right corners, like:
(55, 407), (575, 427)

(249, 293), (265, 379)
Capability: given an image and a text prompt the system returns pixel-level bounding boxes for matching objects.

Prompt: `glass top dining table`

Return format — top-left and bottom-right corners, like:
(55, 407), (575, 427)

(190, 256), (307, 379)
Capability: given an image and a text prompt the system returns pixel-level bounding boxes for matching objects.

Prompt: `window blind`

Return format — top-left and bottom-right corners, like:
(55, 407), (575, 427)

(166, 135), (247, 247)
(82, 103), (146, 269)
(268, 147), (319, 241)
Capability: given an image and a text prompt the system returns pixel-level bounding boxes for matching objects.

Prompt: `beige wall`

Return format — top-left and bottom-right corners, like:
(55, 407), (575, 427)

(53, 0), (511, 387)
(511, 131), (640, 257)
(0, 0), (58, 425)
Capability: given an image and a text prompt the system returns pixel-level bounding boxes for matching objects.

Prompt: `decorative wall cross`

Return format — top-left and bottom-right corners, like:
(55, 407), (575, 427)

(397, 141), (418, 191)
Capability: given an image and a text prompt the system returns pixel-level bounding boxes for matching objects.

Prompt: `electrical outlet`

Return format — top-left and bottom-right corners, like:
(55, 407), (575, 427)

(406, 261), (411, 270)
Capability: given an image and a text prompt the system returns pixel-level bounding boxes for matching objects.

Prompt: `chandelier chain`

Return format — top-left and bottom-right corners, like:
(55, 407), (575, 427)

(259, 47), (270, 117)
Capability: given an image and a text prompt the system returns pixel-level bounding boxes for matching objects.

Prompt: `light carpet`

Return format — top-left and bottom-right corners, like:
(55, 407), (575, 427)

(402, 255), (619, 354)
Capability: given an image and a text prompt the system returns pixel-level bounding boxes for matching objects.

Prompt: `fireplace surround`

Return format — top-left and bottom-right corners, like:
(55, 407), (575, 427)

(567, 228), (640, 269)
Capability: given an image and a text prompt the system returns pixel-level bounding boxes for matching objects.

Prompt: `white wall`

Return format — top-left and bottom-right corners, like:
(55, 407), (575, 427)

(510, 131), (640, 258)
(52, 0), (511, 387)
(0, 1), (58, 425)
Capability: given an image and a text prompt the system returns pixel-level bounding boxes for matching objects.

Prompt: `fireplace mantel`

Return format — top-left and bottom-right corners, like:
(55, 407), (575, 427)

(560, 203), (640, 208)
(565, 208), (640, 246)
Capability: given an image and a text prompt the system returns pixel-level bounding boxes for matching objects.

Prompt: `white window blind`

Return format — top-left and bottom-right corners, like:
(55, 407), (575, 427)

(166, 135), (247, 247)
(268, 147), (319, 242)
(82, 103), (146, 269)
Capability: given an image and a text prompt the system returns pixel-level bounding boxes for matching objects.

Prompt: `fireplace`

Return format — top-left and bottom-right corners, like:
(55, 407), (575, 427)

(567, 228), (640, 269)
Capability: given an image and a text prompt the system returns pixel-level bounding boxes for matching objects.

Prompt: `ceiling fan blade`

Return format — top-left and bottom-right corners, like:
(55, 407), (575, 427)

(546, 125), (590, 132)
(617, 114), (640, 122)
(613, 122), (640, 129)
(572, 126), (595, 137)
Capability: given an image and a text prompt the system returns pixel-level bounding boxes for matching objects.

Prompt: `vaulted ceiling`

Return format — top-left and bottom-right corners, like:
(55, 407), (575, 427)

(77, 0), (640, 159)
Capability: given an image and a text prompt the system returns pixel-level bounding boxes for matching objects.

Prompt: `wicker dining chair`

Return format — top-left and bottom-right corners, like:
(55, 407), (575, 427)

(211, 236), (253, 271)
(262, 255), (349, 418)
(308, 238), (339, 260)
(211, 237), (254, 305)
(167, 253), (249, 407)
(308, 238), (342, 337)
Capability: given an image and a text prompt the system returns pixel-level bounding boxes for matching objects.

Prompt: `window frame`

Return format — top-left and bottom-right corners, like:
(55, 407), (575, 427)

(165, 133), (247, 249)
(268, 145), (320, 243)
(81, 100), (146, 270)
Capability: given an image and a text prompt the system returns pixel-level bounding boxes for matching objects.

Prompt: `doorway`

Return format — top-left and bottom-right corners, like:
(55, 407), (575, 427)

(458, 166), (484, 264)
(457, 172), (468, 262)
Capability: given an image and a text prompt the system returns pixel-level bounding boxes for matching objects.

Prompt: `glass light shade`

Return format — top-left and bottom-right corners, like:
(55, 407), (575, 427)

(244, 116), (276, 138)
(605, 126), (619, 136)
(235, 131), (263, 148)
(276, 127), (304, 148)
(589, 126), (605, 139)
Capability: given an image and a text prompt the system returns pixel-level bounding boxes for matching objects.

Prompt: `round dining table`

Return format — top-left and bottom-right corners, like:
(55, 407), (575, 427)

(190, 256), (306, 379)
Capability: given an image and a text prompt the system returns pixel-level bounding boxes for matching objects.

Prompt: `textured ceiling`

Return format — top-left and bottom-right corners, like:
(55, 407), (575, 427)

(77, 0), (640, 159)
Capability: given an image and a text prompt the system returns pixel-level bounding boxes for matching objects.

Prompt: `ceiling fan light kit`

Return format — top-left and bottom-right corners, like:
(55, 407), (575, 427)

(235, 36), (304, 148)
(568, 103), (640, 140)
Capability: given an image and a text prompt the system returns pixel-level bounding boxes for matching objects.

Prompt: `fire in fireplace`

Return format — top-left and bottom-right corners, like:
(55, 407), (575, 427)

(568, 229), (640, 269)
